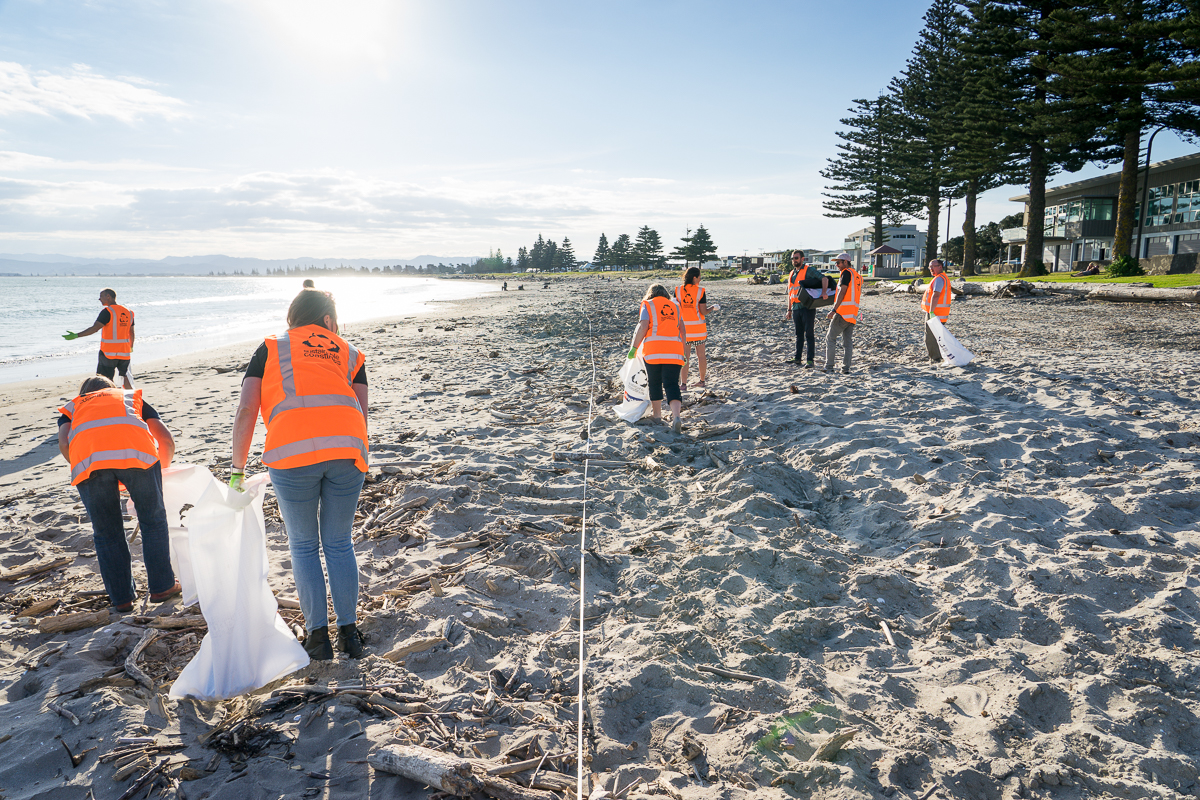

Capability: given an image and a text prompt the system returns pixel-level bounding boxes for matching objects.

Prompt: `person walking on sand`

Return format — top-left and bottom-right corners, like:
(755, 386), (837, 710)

(783, 250), (830, 368)
(62, 288), (136, 389)
(676, 267), (710, 390)
(230, 288), (370, 661)
(921, 259), (953, 364)
(823, 253), (862, 374)
(57, 375), (180, 612)
(629, 284), (687, 433)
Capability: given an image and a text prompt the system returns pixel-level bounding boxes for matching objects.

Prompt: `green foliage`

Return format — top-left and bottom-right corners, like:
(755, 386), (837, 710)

(754, 704), (841, 760)
(821, 94), (918, 253)
(609, 233), (633, 270)
(633, 226), (665, 269)
(669, 225), (719, 265)
(1106, 255), (1146, 278)
(593, 233), (610, 267)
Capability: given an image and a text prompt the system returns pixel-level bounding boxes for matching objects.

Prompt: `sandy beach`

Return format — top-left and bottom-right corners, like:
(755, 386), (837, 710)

(1, 276), (1198, 800)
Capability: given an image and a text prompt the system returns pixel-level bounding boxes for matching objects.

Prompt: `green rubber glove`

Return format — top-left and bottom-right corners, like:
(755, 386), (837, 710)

(627, 348), (637, 359)
(229, 471), (245, 492)
(62, 331), (78, 340)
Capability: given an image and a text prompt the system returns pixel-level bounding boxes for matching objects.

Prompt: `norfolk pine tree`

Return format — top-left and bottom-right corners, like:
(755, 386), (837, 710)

(1040, 0), (1200, 261)
(891, 0), (967, 276)
(593, 233), (611, 269)
(559, 237), (578, 271)
(820, 94), (919, 263)
(670, 225), (719, 266)
(633, 226), (665, 270)
(977, 0), (1118, 278)
(609, 234), (633, 271)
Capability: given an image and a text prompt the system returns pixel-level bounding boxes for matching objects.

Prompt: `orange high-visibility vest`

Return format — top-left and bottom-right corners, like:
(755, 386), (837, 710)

(101, 304), (134, 360)
(675, 284), (707, 342)
(921, 273), (952, 323)
(834, 267), (862, 323)
(787, 266), (808, 305)
(59, 388), (160, 485)
(260, 325), (369, 472)
(637, 297), (685, 365)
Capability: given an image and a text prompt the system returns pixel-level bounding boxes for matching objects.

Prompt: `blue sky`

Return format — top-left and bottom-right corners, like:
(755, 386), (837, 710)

(0, 0), (1194, 260)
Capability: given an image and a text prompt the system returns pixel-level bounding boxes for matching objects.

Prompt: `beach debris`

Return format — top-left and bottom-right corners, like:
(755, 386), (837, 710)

(17, 597), (60, 617)
(1, 554), (74, 582)
(37, 608), (110, 635)
(383, 635), (446, 663)
(47, 699), (81, 725)
(59, 738), (93, 767)
(879, 620), (897, 647)
(368, 743), (559, 800)
(911, 473), (927, 485)
(125, 629), (159, 691)
(466, 388), (491, 397)
(680, 732), (704, 761)
(696, 664), (761, 683)
(809, 727), (857, 762)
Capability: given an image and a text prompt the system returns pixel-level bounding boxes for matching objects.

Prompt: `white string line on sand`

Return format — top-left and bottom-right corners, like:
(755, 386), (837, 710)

(576, 310), (599, 800)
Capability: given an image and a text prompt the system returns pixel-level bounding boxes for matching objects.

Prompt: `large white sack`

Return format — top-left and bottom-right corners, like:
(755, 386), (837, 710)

(162, 465), (309, 700)
(615, 355), (650, 422)
(927, 317), (974, 367)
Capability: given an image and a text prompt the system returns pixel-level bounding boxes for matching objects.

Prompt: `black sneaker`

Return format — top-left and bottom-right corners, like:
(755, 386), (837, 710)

(304, 625), (334, 660)
(841, 368), (850, 374)
(804, 361), (815, 369)
(338, 624), (367, 659)
(786, 357), (803, 364)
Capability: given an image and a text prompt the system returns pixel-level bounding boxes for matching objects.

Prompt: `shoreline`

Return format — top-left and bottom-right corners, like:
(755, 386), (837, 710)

(2, 277), (1199, 800)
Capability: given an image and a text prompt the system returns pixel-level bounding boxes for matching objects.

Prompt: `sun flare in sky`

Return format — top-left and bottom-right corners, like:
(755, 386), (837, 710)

(0, 0), (1194, 261)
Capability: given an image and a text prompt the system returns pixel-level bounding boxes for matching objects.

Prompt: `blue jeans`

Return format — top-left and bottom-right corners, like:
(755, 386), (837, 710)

(75, 463), (175, 608)
(268, 459), (364, 631)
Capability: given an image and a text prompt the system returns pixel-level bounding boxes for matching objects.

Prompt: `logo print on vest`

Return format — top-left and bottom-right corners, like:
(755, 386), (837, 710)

(301, 332), (342, 360)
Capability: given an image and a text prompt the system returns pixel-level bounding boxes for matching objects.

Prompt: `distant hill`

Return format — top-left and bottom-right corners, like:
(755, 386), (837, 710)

(0, 253), (483, 276)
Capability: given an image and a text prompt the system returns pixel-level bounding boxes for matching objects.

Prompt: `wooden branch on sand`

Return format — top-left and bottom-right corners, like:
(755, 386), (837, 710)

(368, 744), (560, 800)
(36, 609), (110, 635)
(696, 664), (761, 682)
(1, 555), (73, 582)
(125, 630), (159, 691)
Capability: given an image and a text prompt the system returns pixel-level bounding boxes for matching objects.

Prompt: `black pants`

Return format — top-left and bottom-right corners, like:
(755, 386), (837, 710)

(793, 304), (816, 362)
(97, 353), (131, 379)
(645, 362), (682, 404)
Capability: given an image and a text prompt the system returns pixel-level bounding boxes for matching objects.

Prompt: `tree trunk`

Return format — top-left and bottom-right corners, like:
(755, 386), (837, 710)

(961, 179), (979, 277)
(1113, 129), (1141, 260)
(874, 213), (885, 273)
(924, 192), (940, 277)
(1020, 142), (1047, 279)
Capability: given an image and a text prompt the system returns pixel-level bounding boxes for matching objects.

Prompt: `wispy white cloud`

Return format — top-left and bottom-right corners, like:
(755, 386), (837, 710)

(0, 165), (824, 257)
(0, 62), (187, 123)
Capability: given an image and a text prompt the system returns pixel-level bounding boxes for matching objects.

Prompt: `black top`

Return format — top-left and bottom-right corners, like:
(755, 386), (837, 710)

(94, 308), (134, 327)
(59, 401), (159, 428)
(244, 343), (368, 385)
(838, 269), (854, 287)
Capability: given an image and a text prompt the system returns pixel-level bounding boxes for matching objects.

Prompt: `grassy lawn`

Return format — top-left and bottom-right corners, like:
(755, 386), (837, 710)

(890, 272), (1200, 288)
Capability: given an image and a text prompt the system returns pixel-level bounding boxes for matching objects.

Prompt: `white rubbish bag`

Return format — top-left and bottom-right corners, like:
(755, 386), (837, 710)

(162, 465), (309, 700)
(614, 354), (650, 422)
(927, 318), (974, 367)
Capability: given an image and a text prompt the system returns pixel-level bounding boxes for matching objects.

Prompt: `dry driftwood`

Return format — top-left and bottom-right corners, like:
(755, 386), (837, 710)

(809, 727), (858, 762)
(368, 744), (559, 800)
(36, 609), (110, 635)
(146, 615), (207, 630)
(125, 629), (159, 691)
(17, 598), (59, 617)
(696, 664), (761, 682)
(1087, 285), (1200, 303)
(1, 555), (74, 582)
(382, 635), (445, 663)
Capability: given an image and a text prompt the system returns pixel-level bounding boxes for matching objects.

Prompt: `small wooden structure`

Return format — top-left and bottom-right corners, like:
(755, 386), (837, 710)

(867, 245), (903, 278)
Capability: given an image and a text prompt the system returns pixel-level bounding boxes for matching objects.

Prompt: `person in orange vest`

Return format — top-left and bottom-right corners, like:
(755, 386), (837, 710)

(62, 288), (135, 389)
(921, 259), (953, 363)
(675, 267), (711, 391)
(628, 284), (688, 433)
(57, 375), (179, 612)
(782, 250), (831, 368)
(823, 253), (863, 374)
(230, 288), (370, 661)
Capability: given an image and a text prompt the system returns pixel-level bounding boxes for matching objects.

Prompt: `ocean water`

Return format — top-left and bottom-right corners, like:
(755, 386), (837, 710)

(0, 275), (496, 385)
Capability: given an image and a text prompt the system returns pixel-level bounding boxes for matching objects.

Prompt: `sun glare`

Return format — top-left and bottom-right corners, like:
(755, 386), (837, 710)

(246, 0), (404, 75)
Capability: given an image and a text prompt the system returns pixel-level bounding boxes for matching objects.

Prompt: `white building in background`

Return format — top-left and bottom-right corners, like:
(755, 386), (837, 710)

(841, 224), (927, 269)
(1004, 151), (1200, 271)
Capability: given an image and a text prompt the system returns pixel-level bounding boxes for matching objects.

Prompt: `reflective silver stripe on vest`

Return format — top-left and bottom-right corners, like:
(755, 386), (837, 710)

(267, 332), (363, 424)
(68, 416), (150, 444)
(102, 337), (131, 344)
(71, 448), (158, 481)
(345, 343), (360, 384)
(62, 400), (77, 417)
(262, 435), (369, 466)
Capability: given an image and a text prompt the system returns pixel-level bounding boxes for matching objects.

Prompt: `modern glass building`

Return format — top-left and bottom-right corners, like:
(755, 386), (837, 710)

(1003, 152), (1200, 270)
